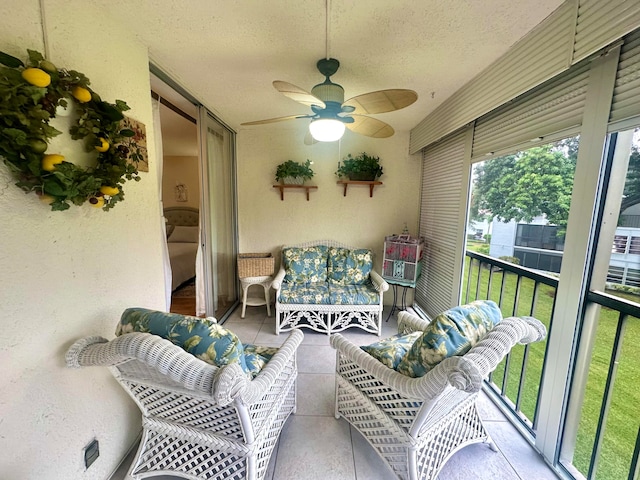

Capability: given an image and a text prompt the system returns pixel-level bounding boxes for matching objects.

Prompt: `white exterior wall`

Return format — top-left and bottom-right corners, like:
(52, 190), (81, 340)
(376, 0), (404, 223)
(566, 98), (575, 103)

(489, 218), (516, 257)
(0, 1), (165, 478)
(609, 226), (640, 277)
(489, 215), (550, 258)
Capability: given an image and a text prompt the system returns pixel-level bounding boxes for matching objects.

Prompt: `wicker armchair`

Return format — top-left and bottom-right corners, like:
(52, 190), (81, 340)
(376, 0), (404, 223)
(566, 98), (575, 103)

(330, 310), (546, 480)
(66, 322), (303, 480)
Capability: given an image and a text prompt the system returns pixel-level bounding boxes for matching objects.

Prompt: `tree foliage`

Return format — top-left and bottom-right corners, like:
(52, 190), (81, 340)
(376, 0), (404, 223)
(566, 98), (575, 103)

(621, 143), (640, 212)
(472, 142), (576, 229)
(471, 134), (640, 232)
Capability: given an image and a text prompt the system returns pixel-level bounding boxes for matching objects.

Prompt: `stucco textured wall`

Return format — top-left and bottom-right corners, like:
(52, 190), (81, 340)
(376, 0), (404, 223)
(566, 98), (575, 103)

(237, 122), (422, 300)
(0, 1), (165, 478)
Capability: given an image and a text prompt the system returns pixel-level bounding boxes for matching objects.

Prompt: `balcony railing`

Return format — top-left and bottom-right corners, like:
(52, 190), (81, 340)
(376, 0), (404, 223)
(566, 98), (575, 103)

(563, 290), (640, 480)
(463, 250), (557, 435)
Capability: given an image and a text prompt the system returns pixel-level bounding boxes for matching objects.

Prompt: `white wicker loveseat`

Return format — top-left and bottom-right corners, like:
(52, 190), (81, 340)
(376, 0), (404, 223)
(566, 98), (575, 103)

(65, 308), (303, 480)
(272, 239), (389, 336)
(330, 306), (547, 480)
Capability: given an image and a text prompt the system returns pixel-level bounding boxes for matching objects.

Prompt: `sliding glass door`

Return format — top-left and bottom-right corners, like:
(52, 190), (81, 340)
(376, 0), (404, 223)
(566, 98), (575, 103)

(198, 107), (238, 319)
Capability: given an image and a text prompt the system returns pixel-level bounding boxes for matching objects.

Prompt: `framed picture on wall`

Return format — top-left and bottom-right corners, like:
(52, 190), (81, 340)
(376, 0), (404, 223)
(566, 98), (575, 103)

(119, 116), (149, 172)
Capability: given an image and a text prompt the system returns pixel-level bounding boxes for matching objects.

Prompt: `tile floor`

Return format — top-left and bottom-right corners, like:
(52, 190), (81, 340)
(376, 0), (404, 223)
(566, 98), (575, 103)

(113, 305), (559, 480)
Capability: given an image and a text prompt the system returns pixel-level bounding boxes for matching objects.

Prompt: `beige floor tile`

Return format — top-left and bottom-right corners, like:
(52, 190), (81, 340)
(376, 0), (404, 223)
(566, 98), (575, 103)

(485, 421), (559, 480)
(297, 345), (336, 373)
(438, 441), (521, 480)
(274, 416), (355, 480)
(296, 373), (335, 416)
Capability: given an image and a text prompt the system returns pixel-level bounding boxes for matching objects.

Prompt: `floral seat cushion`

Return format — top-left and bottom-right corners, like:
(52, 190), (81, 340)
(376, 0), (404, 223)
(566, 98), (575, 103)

(327, 247), (373, 285)
(243, 344), (279, 378)
(361, 331), (423, 369)
(283, 246), (329, 284)
(116, 308), (248, 372)
(328, 283), (380, 305)
(278, 283), (330, 304)
(396, 300), (503, 378)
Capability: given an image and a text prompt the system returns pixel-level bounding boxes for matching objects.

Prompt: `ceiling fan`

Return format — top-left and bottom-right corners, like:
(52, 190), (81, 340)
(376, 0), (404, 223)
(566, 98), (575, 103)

(241, 57), (418, 143)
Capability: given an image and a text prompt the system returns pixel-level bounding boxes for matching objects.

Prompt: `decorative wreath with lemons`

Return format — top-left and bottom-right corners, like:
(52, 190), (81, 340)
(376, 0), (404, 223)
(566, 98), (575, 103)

(0, 49), (142, 211)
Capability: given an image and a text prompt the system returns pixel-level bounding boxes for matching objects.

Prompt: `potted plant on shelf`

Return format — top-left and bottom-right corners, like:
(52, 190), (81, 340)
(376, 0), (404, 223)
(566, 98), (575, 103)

(335, 152), (384, 181)
(275, 159), (315, 185)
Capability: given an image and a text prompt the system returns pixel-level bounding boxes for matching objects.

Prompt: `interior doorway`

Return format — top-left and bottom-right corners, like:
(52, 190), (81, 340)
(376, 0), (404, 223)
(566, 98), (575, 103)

(151, 72), (239, 319)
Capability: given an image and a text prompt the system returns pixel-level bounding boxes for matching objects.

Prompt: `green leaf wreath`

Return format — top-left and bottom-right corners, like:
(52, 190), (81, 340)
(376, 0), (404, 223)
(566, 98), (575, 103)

(0, 49), (141, 211)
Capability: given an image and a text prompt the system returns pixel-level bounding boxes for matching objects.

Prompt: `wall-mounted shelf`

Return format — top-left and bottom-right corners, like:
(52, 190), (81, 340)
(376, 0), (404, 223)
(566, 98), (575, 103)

(337, 180), (383, 197)
(273, 184), (318, 201)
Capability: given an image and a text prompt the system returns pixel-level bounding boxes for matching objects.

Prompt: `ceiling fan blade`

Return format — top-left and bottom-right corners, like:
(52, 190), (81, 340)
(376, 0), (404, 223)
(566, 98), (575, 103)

(343, 89), (418, 114)
(241, 114), (311, 126)
(273, 81), (326, 108)
(346, 115), (394, 138)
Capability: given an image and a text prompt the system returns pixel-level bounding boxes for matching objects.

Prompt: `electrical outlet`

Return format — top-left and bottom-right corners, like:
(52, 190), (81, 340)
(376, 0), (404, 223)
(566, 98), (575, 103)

(84, 439), (99, 469)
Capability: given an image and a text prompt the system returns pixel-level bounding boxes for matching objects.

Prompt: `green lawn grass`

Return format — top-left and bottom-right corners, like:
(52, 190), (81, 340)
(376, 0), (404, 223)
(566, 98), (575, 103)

(461, 255), (640, 480)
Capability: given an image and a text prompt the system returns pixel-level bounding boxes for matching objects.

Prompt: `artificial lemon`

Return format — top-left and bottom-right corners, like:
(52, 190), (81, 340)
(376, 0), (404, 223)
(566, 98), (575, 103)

(95, 138), (109, 152)
(99, 185), (119, 196)
(21, 68), (51, 87)
(29, 138), (48, 154)
(39, 194), (55, 205)
(89, 196), (105, 208)
(39, 60), (57, 74)
(42, 154), (65, 172)
(71, 86), (91, 103)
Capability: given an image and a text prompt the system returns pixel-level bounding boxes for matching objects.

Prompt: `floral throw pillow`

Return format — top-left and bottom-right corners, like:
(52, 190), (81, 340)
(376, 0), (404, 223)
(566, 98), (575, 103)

(283, 246), (329, 283)
(116, 307), (248, 372)
(327, 247), (373, 285)
(243, 344), (279, 378)
(361, 331), (423, 369)
(396, 300), (503, 378)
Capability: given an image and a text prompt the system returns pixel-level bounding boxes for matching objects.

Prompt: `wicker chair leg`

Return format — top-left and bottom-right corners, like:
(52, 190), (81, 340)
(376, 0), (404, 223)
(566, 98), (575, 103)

(486, 437), (498, 452)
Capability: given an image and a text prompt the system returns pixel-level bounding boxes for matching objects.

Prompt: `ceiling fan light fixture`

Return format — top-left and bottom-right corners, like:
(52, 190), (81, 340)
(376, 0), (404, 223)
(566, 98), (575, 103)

(309, 118), (345, 142)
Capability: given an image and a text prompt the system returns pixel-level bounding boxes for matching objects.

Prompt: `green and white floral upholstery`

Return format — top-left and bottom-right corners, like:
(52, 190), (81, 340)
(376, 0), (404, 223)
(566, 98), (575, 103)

(397, 300), (502, 378)
(331, 309), (546, 480)
(328, 283), (380, 305)
(327, 247), (373, 285)
(278, 283), (331, 304)
(273, 240), (389, 336)
(117, 307), (248, 372)
(283, 245), (329, 283)
(66, 309), (303, 480)
(361, 331), (423, 369)
(243, 344), (279, 378)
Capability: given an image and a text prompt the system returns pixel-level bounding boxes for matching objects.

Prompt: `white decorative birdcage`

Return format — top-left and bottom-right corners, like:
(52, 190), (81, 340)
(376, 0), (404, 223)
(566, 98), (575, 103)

(382, 234), (424, 287)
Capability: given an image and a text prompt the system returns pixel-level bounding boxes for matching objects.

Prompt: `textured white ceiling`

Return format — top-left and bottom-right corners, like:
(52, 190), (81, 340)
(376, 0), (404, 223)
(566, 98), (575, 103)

(100, 0), (564, 137)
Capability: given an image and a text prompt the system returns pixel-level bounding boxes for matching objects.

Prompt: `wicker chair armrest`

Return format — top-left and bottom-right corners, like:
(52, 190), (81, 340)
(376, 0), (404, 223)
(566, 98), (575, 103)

(398, 310), (431, 334)
(271, 266), (286, 290)
(234, 329), (304, 405)
(331, 333), (475, 400)
(369, 270), (389, 293)
(461, 316), (547, 379)
(66, 333), (218, 393)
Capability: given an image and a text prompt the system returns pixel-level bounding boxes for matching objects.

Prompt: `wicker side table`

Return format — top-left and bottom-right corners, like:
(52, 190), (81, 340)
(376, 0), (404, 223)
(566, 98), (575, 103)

(240, 275), (273, 318)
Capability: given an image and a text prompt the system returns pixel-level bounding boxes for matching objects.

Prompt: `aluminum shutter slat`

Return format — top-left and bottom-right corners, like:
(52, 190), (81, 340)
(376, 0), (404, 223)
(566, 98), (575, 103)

(610, 30), (640, 128)
(415, 129), (467, 319)
(410, 2), (575, 154)
(574, 0), (640, 62)
(472, 61), (589, 159)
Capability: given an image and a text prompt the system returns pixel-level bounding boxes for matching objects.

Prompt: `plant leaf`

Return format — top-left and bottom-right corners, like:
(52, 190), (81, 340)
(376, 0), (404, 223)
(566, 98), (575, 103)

(26, 49), (44, 66)
(0, 51), (24, 68)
